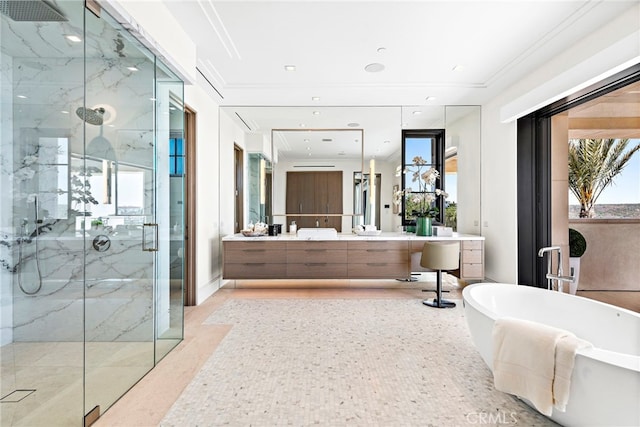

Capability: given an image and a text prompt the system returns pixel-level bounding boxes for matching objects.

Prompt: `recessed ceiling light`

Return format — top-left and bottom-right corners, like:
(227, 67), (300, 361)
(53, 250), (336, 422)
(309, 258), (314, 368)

(299, 123), (306, 127)
(452, 65), (464, 72)
(65, 34), (82, 43)
(307, 147), (311, 150)
(61, 110), (69, 114)
(304, 139), (309, 143)
(425, 96), (436, 101)
(16, 95), (27, 99)
(377, 47), (386, 53)
(347, 122), (360, 127)
(412, 111), (422, 115)
(127, 66), (139, 72)
(364, 63), (385, 73)
(308, 153), (312, 156)
(312, 96), (320, 101)
(284, 65), (296, 71)
(312, 111), (320, 115)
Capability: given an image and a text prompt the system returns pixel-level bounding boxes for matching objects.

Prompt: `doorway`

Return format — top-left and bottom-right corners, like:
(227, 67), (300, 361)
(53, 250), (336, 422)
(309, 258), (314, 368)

(184, 105), (196, 306)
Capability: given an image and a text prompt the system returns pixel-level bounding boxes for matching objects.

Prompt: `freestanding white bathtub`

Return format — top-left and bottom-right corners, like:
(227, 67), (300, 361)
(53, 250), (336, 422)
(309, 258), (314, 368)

(462, 283), (640, 427)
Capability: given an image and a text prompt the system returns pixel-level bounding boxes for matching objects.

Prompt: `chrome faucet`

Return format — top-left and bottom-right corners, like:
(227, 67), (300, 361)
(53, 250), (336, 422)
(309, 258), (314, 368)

(538, 246), (574, 291)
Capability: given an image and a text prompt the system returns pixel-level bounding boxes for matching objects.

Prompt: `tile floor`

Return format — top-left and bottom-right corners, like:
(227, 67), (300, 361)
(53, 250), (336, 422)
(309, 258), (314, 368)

(3, 276), (637, 426)
(95, 275), (561, 427)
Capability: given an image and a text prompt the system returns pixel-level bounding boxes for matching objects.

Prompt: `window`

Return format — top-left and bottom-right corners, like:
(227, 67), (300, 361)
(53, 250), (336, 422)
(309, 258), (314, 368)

(401, 129), (445, 224)
(169, 137), (185, 176)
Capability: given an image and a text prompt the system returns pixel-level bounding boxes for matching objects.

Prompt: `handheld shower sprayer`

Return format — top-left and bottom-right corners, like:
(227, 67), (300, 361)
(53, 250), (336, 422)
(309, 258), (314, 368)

(17, 197), (43, 295)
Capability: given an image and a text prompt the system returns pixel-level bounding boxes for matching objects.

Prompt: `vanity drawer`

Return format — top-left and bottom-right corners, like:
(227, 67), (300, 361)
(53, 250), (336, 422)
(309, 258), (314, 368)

(348, 241), (408, 264)
(287, 262), (348, 278)
(287, 249), (347, 264)
(224, 241), (287, 251)
(348, 262), (409, 278)
(461, 263), (484, 280)
(348, 249), (407, 264)
(287, 241), (347, 251)
(349, 241), (407, 251)
(223, 262), (286, 279)
(224, 249), (286, 264)
(462, 249), (483, 264)
(461, 240), (483, 250)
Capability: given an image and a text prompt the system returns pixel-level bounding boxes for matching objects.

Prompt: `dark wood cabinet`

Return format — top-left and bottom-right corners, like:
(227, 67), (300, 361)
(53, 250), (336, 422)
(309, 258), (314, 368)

(286, 171), (343, 231)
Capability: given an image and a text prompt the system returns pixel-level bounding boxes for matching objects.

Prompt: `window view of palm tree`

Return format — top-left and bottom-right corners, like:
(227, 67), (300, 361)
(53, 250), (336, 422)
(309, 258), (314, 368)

(568, 138), (640, 218)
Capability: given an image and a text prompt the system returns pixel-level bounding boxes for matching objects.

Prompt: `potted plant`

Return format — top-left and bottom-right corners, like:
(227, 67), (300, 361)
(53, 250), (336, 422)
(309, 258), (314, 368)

(393, 156), (448, 236)
(568, 228), (587, 294)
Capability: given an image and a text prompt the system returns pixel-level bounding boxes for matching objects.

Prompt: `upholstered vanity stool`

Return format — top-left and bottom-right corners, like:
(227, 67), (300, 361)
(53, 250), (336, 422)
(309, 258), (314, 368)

(420, 241), (460, 308)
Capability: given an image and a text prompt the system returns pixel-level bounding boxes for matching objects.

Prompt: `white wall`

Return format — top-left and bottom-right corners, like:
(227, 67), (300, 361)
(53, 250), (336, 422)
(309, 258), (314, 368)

(219, 110), (246, 238)
(480, 3), (640, 283)
(184, 79), (222, 304)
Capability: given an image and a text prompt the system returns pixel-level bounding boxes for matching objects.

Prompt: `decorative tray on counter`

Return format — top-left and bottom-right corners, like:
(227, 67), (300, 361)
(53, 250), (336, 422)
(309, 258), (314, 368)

(241, 231), (267, 237)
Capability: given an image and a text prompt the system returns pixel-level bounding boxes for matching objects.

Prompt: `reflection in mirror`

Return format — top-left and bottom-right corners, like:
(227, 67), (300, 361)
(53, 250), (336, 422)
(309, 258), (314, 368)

(219, 105), (480, 233)
(272, 129), (363, 232)
(353, 172), (381, 229)
(248, 153), (272, 223)
(444, 106), (481, 235)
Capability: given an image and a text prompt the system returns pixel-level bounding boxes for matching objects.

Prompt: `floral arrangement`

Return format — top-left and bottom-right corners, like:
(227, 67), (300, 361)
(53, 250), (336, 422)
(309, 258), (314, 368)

(393, 156), (448, 219)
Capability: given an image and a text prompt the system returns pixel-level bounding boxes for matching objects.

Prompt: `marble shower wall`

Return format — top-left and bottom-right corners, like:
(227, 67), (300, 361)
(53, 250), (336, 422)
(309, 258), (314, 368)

(3, 50), (157, 343)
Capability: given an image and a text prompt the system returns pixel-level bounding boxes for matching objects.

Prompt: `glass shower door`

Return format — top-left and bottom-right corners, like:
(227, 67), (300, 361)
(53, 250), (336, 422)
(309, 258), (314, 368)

(82, 9), (158, 420)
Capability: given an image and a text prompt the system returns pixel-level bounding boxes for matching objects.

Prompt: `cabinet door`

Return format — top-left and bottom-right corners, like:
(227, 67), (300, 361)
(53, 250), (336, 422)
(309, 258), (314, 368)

(286, 171), (343, 230)
(325, 171), (343, 230)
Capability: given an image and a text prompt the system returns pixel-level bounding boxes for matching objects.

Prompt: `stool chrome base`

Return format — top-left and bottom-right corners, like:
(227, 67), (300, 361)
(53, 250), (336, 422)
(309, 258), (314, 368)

(422, 298), (456, 308)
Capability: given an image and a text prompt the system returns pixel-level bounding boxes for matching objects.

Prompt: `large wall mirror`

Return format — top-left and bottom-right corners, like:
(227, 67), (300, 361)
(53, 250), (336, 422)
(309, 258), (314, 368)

(220, 105), (480, 234)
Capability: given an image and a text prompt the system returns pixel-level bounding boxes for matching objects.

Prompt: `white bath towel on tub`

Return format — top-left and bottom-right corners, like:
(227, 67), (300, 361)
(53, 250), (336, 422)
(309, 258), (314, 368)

(553, 334), (593, 412)
(492, 317), (589, 416)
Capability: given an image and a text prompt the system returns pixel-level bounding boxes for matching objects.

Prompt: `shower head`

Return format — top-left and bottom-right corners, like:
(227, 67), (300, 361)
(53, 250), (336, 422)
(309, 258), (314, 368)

(76, 107), (105, 126)
(0, 0), (67, 22)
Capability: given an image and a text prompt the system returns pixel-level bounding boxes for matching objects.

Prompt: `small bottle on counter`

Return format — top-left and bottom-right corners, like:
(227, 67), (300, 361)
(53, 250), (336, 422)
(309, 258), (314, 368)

(289, 220), (297, 234)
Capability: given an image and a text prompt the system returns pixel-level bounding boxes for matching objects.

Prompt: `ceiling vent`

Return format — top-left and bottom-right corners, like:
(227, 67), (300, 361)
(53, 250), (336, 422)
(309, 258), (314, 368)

(0, 0), (67, 22)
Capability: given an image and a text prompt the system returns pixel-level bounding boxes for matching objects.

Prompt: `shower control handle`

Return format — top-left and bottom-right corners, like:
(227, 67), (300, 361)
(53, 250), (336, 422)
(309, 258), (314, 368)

(142, 223), (159, 252)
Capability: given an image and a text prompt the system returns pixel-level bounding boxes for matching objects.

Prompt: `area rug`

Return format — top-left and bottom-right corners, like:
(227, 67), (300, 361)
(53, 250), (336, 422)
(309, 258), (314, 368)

(161, 299), (556, 426)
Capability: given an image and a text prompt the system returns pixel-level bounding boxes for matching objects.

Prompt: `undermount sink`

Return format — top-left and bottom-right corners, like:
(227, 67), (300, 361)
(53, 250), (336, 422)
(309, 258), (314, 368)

(297, 228), (338, 239)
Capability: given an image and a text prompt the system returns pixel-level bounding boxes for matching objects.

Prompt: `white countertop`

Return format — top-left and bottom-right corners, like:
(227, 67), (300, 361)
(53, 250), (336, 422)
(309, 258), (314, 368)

(222, 232), (484, 241)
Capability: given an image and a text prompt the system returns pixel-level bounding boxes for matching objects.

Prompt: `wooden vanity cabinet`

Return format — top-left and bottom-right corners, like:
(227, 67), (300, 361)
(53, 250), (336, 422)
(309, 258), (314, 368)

(223, 237), (484, 281)
(286, 241), (347, 278)
(347, 241), (410, 279)
(460, 240), (484, 280)
(223, 241), (287, 279)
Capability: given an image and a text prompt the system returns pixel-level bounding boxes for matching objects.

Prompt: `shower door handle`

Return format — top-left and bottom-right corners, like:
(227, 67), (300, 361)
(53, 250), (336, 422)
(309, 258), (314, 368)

(142, 223), (159, 252)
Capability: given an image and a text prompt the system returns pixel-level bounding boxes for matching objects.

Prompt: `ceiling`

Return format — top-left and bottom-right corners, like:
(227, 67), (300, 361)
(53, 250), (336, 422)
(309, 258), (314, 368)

(164, 0), (638, 107)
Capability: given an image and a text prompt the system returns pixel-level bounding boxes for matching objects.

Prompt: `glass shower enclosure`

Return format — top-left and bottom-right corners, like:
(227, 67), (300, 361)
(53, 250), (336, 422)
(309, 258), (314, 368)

(0, 1), (184, 425)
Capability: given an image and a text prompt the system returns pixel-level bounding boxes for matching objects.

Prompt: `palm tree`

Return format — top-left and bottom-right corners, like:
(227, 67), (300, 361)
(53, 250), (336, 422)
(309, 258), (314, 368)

(568, 138), (640, 218)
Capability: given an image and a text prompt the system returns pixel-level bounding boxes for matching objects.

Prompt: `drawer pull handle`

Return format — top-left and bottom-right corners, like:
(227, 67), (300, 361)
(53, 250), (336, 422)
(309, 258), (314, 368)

(366, 249), (387, 252)
(244, 249), (266, 253)
(367, 263), (388, 266)
(304, 263), (327, 266)
(305, 249), (327, 252)
(243, 262), (266, 265)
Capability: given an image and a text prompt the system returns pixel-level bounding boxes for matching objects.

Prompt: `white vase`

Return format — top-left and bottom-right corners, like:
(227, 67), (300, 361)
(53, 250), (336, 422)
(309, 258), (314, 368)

(569, 257), (581, 295)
